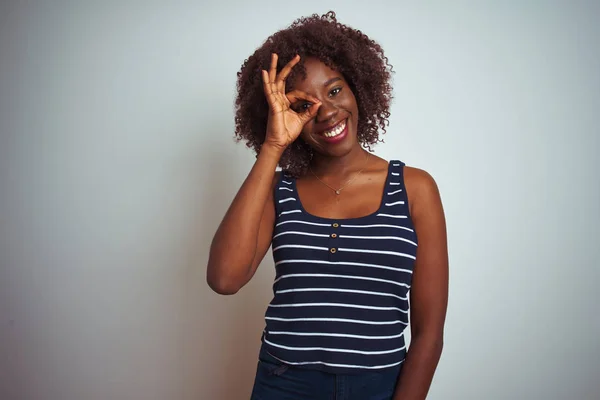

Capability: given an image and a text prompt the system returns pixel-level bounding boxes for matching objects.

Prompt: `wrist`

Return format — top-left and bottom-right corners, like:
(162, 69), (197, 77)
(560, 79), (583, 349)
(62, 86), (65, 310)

(260, 141), (286, 159)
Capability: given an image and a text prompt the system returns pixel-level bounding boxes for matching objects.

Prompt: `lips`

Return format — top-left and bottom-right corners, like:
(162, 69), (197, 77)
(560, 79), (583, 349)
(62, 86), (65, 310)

(316, 118), (349, 144)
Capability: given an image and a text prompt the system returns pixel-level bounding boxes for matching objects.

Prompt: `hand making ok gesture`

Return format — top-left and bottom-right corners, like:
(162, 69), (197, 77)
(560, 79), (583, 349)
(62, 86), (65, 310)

(262, 53), (322, 150)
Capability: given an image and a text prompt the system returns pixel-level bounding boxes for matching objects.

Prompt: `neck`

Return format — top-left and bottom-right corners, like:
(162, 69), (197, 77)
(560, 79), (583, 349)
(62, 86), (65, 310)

(309, 145), (370, 178)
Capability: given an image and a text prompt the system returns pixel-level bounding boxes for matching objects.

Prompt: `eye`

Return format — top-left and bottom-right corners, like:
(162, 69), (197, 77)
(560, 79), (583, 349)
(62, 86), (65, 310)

(294, 102), (312, 112)
(329, 87), (342, 97)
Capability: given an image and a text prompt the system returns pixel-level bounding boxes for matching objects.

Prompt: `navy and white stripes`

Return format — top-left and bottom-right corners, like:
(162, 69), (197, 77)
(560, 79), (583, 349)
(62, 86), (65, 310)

(262, 160), (418, 373)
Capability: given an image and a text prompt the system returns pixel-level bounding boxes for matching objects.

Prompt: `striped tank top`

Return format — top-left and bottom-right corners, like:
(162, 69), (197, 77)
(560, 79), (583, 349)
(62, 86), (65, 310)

(261, 160), (418, 373)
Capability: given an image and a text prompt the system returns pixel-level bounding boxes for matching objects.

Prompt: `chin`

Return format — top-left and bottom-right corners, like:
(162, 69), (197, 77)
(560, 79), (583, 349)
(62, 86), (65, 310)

(308, 135), (359, 158)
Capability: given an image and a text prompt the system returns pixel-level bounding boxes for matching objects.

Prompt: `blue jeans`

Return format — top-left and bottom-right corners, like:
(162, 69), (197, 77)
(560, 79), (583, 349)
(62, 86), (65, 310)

(250, 345), (402, 400)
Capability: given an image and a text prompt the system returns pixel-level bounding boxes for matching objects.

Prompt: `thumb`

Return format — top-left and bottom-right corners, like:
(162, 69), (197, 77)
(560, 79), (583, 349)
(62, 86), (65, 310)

(298, 102), (321, 123)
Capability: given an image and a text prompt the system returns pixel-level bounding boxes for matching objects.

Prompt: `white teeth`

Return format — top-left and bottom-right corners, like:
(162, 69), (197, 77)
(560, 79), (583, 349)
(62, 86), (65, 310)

(323, 120), (347, 138)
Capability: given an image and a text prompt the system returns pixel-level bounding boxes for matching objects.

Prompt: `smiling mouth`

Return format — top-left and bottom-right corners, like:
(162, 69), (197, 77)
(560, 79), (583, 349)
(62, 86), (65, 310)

(320, 119), (347, 138)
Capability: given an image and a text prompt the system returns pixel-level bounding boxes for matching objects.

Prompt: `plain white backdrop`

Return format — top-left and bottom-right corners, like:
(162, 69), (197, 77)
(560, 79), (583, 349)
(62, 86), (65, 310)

(1, 1), (599, 399)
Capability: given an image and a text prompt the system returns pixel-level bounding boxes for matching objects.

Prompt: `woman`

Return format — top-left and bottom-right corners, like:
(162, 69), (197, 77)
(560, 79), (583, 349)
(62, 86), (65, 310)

(207, 11), (448, 400)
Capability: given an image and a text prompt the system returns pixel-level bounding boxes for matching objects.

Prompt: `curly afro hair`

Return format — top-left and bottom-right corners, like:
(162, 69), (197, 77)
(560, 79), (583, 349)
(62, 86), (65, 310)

(234, 11), (393, 177)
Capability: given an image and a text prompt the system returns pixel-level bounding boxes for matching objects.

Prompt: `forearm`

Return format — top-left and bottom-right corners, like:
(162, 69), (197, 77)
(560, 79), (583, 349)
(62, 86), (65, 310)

(393, 334), (444, 400)
(207, 144), (282, 292)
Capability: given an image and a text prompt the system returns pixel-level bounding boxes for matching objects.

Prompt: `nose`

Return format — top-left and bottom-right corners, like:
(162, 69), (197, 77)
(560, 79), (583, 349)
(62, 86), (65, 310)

(315, 98), (338, 124)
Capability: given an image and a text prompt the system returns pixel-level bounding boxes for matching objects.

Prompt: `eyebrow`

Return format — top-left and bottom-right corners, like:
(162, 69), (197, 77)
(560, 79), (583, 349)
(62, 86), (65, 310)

(324, 77), (342, 87)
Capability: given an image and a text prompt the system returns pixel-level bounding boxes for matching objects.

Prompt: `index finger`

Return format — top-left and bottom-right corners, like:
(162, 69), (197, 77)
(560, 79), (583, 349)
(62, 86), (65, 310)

(285, 89), (321, 105)
(276, 54), (301, 84)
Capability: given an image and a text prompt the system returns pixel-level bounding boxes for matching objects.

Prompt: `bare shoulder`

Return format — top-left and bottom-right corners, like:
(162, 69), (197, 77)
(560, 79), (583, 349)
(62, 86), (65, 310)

(403, 166), (442, 217)
(404, 166), (439, 196)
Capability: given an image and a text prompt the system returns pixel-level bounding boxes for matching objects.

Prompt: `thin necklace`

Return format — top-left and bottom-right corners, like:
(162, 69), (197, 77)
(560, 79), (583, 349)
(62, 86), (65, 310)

(309, 153), (371, 195)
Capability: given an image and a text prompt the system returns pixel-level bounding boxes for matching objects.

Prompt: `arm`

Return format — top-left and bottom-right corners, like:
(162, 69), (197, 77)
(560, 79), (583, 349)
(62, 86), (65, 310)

(393, 168), (449, 399)
(206, 53), (321, 295)
(206, 146), (282, 295)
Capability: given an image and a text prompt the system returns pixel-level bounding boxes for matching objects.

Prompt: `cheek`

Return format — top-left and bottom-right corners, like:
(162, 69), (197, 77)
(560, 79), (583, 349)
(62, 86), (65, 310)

(299, 130), (316, 145)
(299, 126), (323, 149)
(349, 94), (359, 113)
(350, 99), (359, 123)
(340, 92), (359, 115)
(300, 121), (315, 137)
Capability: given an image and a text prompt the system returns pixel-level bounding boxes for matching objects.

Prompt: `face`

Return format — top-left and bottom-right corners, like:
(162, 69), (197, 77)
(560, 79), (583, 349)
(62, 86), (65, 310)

(289, 57), (360, 157)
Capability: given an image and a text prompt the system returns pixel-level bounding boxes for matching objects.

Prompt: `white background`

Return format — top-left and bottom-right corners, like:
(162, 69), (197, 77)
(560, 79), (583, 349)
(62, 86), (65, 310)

(1, 1), (599, 399)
